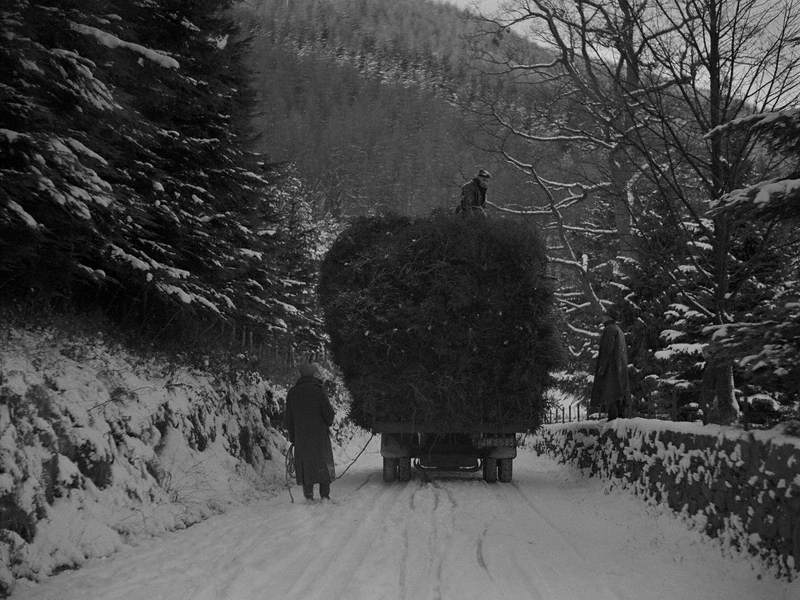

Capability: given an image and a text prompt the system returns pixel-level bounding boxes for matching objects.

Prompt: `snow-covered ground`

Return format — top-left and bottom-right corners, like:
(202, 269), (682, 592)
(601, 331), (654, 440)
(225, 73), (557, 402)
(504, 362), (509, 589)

(0, 326), (290, 593)
(11, 435), (797, 600)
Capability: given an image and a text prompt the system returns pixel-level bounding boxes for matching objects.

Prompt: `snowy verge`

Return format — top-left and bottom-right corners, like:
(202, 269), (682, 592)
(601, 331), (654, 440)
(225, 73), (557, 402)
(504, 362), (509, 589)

(533, 418), (800, 580)
(0, 326), (292, 596)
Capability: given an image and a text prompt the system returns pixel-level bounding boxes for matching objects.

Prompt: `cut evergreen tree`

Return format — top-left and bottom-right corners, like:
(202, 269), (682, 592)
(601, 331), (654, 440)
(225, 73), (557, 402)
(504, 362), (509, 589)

(318, 214), (564, 431)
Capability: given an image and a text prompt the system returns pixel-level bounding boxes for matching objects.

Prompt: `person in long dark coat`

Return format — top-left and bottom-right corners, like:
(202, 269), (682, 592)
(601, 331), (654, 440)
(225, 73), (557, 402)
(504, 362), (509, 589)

(284, 361), (335, 501)
(458, 168), (491, 214)
(590, 310), (631, 420)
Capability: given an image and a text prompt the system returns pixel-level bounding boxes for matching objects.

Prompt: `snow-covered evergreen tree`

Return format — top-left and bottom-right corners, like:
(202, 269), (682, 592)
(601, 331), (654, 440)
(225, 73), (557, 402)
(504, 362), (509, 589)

(0, 0), (324, 359)
(703, 110), (800, 411)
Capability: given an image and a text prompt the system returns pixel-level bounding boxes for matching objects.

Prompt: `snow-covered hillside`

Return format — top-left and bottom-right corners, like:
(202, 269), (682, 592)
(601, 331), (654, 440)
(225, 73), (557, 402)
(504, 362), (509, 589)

(0, 325), (301, 596)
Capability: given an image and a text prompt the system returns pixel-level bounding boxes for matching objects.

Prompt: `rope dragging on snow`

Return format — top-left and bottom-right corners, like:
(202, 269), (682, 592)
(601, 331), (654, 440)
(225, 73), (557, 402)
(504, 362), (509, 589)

(284, 434), (375, 503)
(334, 433), (375, 481)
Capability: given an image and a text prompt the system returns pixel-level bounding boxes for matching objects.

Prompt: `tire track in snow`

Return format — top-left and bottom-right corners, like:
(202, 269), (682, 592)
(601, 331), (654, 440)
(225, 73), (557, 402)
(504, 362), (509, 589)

(433, 479), (458, 509)
(476, 525), (491, 576)
(255, 480), (389, 599)
(209, 518), (311, 598)
(511, 481), (587, 561)
(399, 482), (427, 600)
(507, 480), (628, 600)
(409, 479), (424, 511)
(399, 515), (410, 600)
(398, 480), (459, 600)
(281, 483), (406, 600)
(400, 482), (439, 600)
(430, 481), (458, 600)
(478, 480), (550, 600)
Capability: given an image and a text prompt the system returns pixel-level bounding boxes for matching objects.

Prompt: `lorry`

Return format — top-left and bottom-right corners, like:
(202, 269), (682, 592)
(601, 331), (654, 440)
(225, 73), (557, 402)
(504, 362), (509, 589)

(317, 215), (560, 484)
(372, 274), (559, 484)
(369, 278), (558, 484)
(377, 422), (522, 483)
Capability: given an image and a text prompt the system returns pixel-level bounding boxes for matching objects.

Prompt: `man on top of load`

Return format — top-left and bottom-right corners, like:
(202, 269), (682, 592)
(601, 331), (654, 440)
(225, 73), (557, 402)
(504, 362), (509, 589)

(458, 168), (491, 215)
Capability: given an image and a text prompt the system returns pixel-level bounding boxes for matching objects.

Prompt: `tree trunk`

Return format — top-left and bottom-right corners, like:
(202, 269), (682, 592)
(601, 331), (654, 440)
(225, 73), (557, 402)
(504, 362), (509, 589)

(702, 359), (740, 425)
(612, 0), (640, 263)
(705, 0), (738, 426)
(609, 148), (636, 262)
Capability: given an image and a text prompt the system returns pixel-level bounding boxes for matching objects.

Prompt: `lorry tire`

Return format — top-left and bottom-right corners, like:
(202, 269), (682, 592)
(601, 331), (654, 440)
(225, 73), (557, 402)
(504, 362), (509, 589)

(397, 457), (412, 482)
(482, 458), (497, 483)
(498, 458), (513, 482)
(383, 457), (398, 482)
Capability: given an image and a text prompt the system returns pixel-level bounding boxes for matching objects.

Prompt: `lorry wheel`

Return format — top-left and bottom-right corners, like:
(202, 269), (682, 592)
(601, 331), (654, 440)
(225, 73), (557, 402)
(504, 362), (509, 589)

(498, 458), (513, 482)
(397, 457), (412, 482)
(482, 458), (497, 483)
(383, 457), (398, 483)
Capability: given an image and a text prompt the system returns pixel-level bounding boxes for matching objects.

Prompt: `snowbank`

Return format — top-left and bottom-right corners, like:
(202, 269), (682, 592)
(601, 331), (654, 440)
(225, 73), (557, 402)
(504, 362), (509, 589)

(0, 327), (290, 596)
(533, 419), (800, 580)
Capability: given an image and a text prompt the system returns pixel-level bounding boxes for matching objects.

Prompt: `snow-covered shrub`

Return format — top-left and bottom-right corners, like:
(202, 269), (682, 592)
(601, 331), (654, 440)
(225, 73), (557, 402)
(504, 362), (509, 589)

(0, 326), (289, 595)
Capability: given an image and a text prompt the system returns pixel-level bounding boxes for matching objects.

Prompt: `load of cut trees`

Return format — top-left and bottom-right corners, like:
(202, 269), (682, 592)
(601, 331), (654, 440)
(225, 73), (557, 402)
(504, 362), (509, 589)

(318, 214), (564, 431)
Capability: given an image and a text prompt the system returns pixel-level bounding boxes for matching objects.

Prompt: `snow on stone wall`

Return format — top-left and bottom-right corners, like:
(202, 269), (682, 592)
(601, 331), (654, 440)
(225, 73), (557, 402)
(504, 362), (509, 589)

(533, 418), (800, 579)
(0, 327), (290, 596)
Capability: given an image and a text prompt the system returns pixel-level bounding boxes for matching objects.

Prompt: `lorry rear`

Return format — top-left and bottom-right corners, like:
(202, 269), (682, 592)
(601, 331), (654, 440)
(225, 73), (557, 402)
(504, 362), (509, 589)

(372, 415), (535, 483)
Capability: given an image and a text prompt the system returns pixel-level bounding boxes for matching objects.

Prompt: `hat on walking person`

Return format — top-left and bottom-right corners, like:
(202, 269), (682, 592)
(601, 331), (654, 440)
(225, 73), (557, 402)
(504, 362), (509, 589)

(298, 360), (319, 378)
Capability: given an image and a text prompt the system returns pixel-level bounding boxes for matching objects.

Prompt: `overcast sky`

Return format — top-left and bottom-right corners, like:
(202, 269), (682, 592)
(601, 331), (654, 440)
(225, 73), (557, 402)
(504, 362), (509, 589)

(437, 0), (503, 14)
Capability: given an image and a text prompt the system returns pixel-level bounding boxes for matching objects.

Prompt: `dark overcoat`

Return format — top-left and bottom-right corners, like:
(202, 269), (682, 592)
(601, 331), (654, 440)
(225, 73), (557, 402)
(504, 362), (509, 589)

(459, 178), (487, 212)
(284, 376), (336, 485)
(590, 320), (631, 419)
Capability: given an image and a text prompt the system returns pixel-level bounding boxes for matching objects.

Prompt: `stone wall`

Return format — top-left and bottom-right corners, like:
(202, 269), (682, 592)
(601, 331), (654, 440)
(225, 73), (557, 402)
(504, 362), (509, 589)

(533, 418), (800, 577)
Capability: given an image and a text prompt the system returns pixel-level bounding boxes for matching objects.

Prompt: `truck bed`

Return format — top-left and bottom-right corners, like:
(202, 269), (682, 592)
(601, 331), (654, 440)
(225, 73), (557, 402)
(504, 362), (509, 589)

(371, 420), (534, 434)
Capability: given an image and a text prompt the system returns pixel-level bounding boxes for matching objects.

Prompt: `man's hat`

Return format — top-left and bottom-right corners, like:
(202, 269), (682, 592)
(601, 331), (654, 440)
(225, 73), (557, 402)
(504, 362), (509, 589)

(477, 168), (492, 178)
(603, 305), (620, 322)
(298, 360), (319, 377)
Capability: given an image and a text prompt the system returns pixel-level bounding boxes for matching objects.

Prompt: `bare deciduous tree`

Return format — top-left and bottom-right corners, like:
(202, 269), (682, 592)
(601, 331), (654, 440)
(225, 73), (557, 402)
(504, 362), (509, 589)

(471, 0), (800, 421)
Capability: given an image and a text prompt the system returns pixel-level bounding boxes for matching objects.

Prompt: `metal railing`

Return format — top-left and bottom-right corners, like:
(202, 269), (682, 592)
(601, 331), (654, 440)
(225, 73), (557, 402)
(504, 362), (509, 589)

(544, 404), (585, 424)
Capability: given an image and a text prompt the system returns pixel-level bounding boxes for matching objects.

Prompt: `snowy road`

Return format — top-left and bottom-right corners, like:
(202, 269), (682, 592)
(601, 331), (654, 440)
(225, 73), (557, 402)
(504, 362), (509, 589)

(12, 438), (797, 600)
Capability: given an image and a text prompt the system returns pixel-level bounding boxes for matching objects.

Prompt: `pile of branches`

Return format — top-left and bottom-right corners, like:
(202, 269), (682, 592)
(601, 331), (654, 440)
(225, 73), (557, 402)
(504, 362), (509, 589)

(319, 214), (565, 431)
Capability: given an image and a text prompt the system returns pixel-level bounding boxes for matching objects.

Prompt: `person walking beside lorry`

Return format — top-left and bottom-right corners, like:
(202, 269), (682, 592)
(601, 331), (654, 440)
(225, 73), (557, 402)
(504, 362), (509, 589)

(284, 360), (336, 501)
(590, 308), (631, 420)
